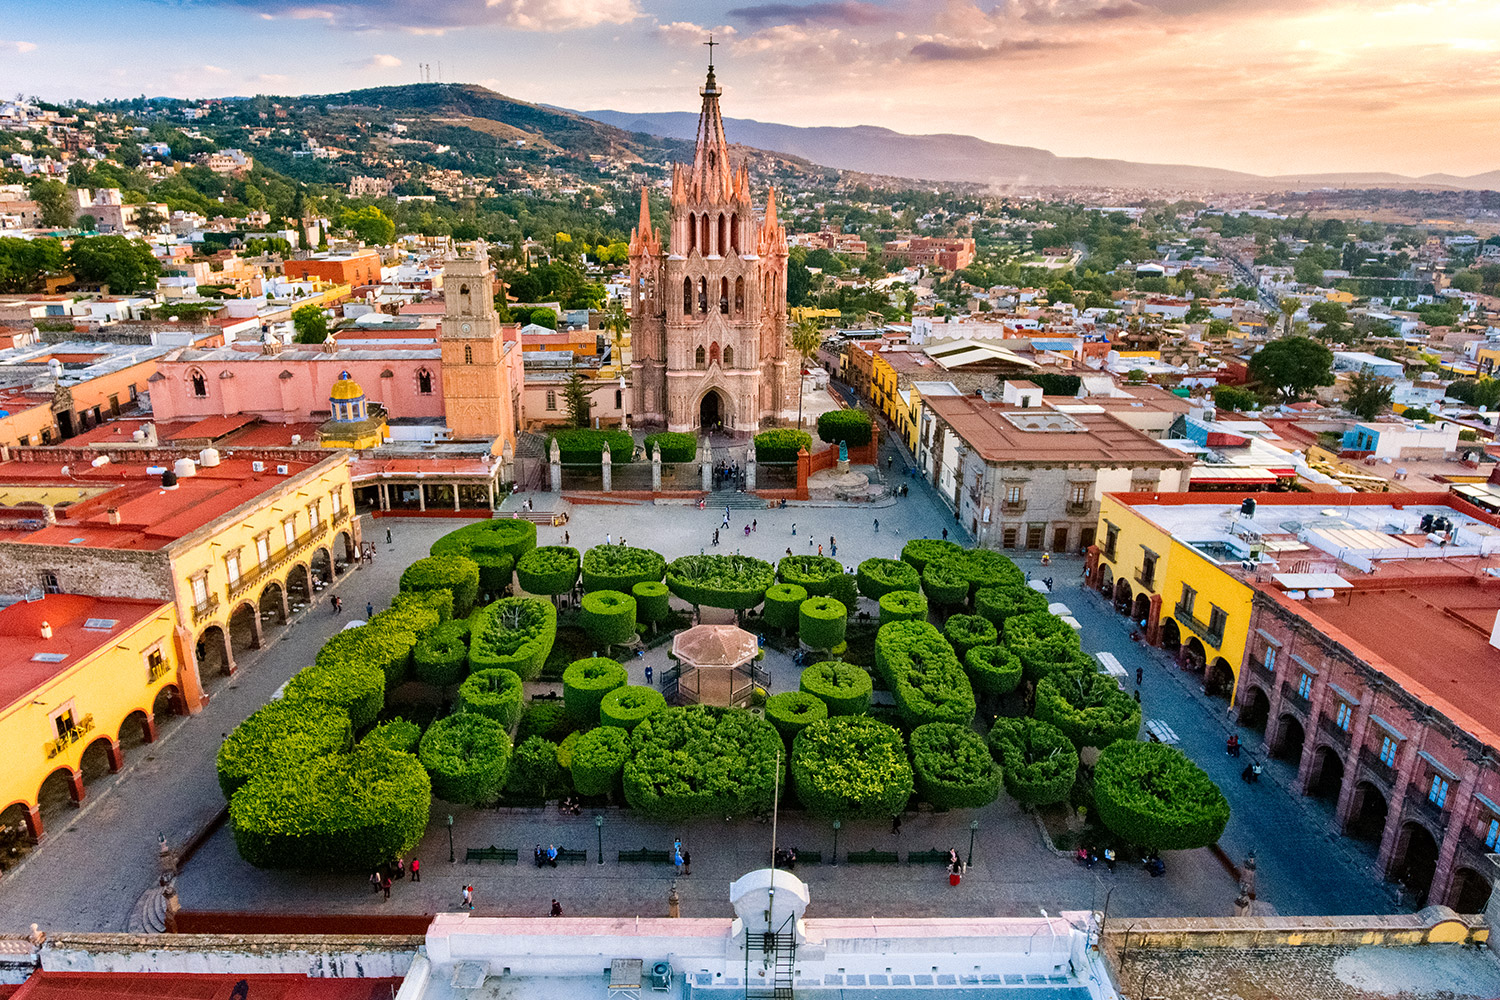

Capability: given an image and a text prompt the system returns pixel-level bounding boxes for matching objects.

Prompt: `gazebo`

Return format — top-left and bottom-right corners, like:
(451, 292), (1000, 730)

(669, 623), (760, 707)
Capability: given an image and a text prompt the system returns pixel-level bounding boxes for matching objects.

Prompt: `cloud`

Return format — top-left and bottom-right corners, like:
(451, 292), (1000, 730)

(1, 40), (37, 53)
(656, 21), (737, 46)
(908, 37), (1066, 60)
(201, 64), (229, 75)
(357, 53), (402, 69)
(1002, 0), (1148, 21)
(726, 2), (888, 26)
(251, 73), (289, 84)
(210, 0), (640, 32)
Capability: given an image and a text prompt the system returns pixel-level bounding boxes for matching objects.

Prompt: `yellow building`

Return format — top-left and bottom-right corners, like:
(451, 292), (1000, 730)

(790, 307), (840, 326)
(0, 593), (182, 840)
(1324, 290), (1355, 305)
(320, 373), (389, 449)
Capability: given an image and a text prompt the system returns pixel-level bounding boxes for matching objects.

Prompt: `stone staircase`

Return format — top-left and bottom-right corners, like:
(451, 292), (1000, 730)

(125, 884), (168, 934)
(708, 491), (766, 510)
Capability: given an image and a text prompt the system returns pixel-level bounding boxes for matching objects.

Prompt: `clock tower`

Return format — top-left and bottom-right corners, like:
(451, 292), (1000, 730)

(441, 241), (519, 451)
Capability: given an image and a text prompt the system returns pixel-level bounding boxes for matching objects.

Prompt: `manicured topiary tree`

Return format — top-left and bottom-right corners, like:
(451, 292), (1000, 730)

(632, 581), (671, 633)
(964, 645), (1023, 697)
(857, 557), (922, 600)
(1004, 611), (1086, 682)
(456, 668), (525, 730)
(516, 546), (580, 601)
(468, 596), (558, 681)
(228, 745), (430, 871)
(949, 548), (1025, 596)
(921, 561), (969, 609)
(987, 717), (1079, 807)
(873, 620), (976, 727)
(665, 554), (776, 612)
(799, 596), (847, 652)
(506, 735), (562, 800)
(643, 431), (697, 463)
(1093, 741), (1230, 851)
(944, 613), (998, 659)
(400, 555), (481, 617)
(600, 684), (668, 730)
(909, 722), (1001, 810)
(582, 545), (666, 593)
(315, 618), (421, 689)
(217, 700), (352, 799)
(359, 718), (422, 755)
(571, 725), (631, 798)
(283, 658), (385, 730)
(792, 716), (913, 820)
(1035, 670), (1142, 749)
(623, 707), (783, 820)
(754, 428), (812, 462)
(901, 538), (962, 573)
(816, 408), (873, 447)
(778, 554), (845, 596)
(431, 518), (536, 563)
(562, 656), (628, 723)
(763, 583), (807, 635)
(975, 584), (1049, 628)
(878, 589), (928, 625)
(799, 660), (873, 716)
(414, 624), (468, 688)
(579, 590), (637, 649)
(418, 712), (513, 804)
(765, 690), (829, 744)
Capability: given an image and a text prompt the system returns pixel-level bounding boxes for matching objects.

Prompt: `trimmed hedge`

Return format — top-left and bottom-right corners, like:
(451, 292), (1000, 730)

(873, 620), (976, 727)
(944, 613), (998, 659)
(921, 562), (969, 608)
(552, 428), (634, 465)
(1004, 611), (1086, 681)
(975, 584), (1049, 628)
(359, 718), (422, 755)
(623, 707), (783, 820)
(910, 723), (1001, 810)
(414, 625), (468, 688)
(506, 736), (562, 799)
(456, 668), (525, 730)
(987, 717), (1078, 807)
(431, 518), (536, 562)
(878, 589), (929, 625)
(563, 657), (629, 723)
(600, 684), (668, 730)
(400, 555), (481, 618)
(901, 538), (962, 574)
(964, 645), (1023, 696)
(1035, 670), (1143, 749)
(665, 554), (776, 611)
(754, 428), (812, 463)
(633, 581), (671, 628)
(516, 546), (580, 597)
(792, 716), (913, 820)
(857, 557), (922, 600)
(778, 554), (845, 597)
(1094, 741), (1230, 851)
(799, 596), (847, 651)
(469, 597), (558, 681)
(579, 590), (637, 649)
(229, 745), (430, 871)
(950, 548), (1025, 596)
(471, 551), (517, 596)
(217, 700), (352, 799)
(582, 545), (666, 593)
(765, 690), (829, 743)
(816, 408), (873, 447)
(315, 618), (421, 691)
(643, 431), (696, 463)
(763, 583), (807, 633)
(418, 712), (513, 804)
(799, 660), (873, 716)
(283, 658), (385, 731)
(570, 726), (631, 797)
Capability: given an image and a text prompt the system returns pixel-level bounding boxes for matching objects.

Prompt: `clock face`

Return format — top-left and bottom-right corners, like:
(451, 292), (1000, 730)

(460, 322), (473, 335)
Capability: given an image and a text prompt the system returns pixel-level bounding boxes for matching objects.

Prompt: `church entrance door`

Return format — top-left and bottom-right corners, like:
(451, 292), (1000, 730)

(699, 390), (723, 433)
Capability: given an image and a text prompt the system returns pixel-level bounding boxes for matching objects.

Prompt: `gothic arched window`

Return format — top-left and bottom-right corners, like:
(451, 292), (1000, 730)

(734, 276), (745, 315)
(730, 213), (739, 253)
(709, 342), (720, 366)
(688, 214), (697, 255)
(695, 346), (706, 369)
(697, 277), (708, 314)
(417, 368), (434, 394)
(683, 277), (693, 316)
(464, 345), (473, 365)
(460, 284), (469, 296)
(700, 215), (710, 255)
(722, 346), (734, 368)
(190, 369), (207, 397)
(719, 277), (729, 315)
(717, 214), (726, 256)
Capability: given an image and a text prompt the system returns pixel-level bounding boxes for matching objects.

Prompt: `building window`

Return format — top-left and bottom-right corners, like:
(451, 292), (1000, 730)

(1138, 552), (1157, 589)
(308, 503), (320, 532)
(1487, 818), (1499, 850)
(255, 534), (270, 568)
(1335, 702), (1352, 731)
(734, 276), (744, 314)
(614, 389), (622, 409)
(1006, 485), (1022, 504)
(283, 517), (296, 550)
(546, 390), (557, 411)
(1179, 584), (1196, 616)
(146, 646), (167, 683)
(330, 489), (342, 516)
(417, 368), (433, 394)
(1379, 736), (1398, 767)
(1103, 524), (1118, 560)
(40, 428), (51, 445)
(225, 551), (240, 588)
(1207, 606), (1228, 643)
(1429, 775), (1449, 809)
(698, 276), (708, 314)
(190, 369), (207, 397)
(695, 346), (706, 370)
(39, 570), (60, 594)
(1264, 646), (1277, 674)
(722, 346), (734, 368)
(683, 277), (693, 315)
(1297, 672), (1313, 699)
(1070, 483), (1088, 505)
(191, 573), (209, 611)
(464, 345), (473, 365)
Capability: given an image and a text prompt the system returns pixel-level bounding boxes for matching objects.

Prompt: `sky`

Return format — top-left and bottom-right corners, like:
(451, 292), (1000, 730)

(3, 0), (1499, 178)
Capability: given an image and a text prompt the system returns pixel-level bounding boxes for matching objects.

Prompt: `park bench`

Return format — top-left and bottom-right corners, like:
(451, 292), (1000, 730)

(465, 846), (518, 865)
(618, 848), (674, 864)
(772, 850), (821, 869)
(531, 691), (562, 702)
(846, 849), (898, 864)
(556, 848), (587, 865)
(907, 849), (954, 866)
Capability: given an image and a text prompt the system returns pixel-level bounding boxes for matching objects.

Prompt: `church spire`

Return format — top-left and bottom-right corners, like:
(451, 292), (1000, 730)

(637, 184), (652, 235)
(691, 37), (733, 202)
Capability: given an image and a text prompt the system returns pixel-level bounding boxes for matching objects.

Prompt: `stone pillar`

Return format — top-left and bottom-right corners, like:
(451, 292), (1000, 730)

(652, 449), (662, 492)
(277, 586), (291, 623)
(220, 626), (237, 676)
(700, 439), (712, 493)
(602, 444), (612, 493)
(1145, 593), (1163, 646)
(172, 629), (207, 714)
(1295, 666), (1331, 796)
(379, 484), (390, 511)
(454, 485), (462, 512)
(550, 439), (563, 493)
(1377, 732), (1427, 875)
(21, 804), (41, 840)
(745, 452), (756, 492)
(248, 609), (263, 650)
(140, 713), (158, 744)
(795, 448), (811, 502)
(417, 484), (427, 512)
(501, 440), (514, 487)
(66, 769), (84, 806)
(487, 482), (496, 509)
(1083, 545), (1100, 588)
(105, 739), (124, 773)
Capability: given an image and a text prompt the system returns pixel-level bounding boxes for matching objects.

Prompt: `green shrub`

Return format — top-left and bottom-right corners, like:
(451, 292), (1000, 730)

(315, 619), (420, 690)
(229, 745), (430, 871)
(857, 557), (921, 600)
(517, 700), (575, 743)
(516, 545), (580, 597)
(792, 716), (913, 820)
(632, 581), (671, 628)
(643, 431), (696, 463)
(562, 656), (629, 723)
(579, 590), (637, 649)
(359, 718), (422, 755)
(556, 730), (579, 770)
(600, 684), (668, 729)
(901, 538), (962, 573)
(873, 620), (976, 727)
(763, 583), (807, 633)
(665, 554), (776, 610)
(878, 589), (929, 625)
(582, 545), (666, 593)
(975, 584), (1049, 628)
(778, 554), (845, 596)
(623, 707), (783, 820)
(469, 596), (558, 680)
(1035, 671), (1142, 749)
(816, 408), (874, 447)
(1094, 741), (1230, 850)
(470, 551), (516, 595)
(964, 645), (1022, 696)
(571, 726), (631, 797)
(414, 627), (468, 687)
(987, 717), (1078, 807)
(921, 562), (969, 608)
(283, 658), (385, 730)
(418, 712), (513, 804)
(910, 723), (1001, 810)
(399, 555), (481, 617)
(552, 428), (634, 465)
(799, 660), (873, 716)
(217, 700), (352, 799)
(799, 596), (847, 651)
(387, 587), (453, 625)
(431, 518), (536, 562)
(825, 572), (859, 613)
(765, 690), (829, 743)
(944, 613), (998, 659)
(1004, 611), (1086, 681)
(456, 668), (525, 730)
(506, 736), (562, 799)
(754, 428), (812, 462)
(949, 549), (1025, 596)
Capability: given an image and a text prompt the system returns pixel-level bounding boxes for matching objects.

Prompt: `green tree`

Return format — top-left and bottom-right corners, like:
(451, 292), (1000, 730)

(600, 299), (629, 367)
(790, 315), (824, 430)
(0, 237), (64, 293)
(340, 205), (396, 245)
(1248, 336), (1334, 402)
(1205, 318), (1232, 339)
(291, 304), (329, 344)
(65, 234), (161, 294)
(1212, 385), (1260, 412)
(133, 205), (165, 233)
(1278, 296), (1300, 337)
(29, 180), (73, 228)
(563, 369), (591, 428)
(1450, 270), (1482, 293)
(1344, 365), (1394, 420)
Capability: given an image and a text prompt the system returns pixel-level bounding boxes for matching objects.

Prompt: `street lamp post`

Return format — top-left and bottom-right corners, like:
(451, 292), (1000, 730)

(596, 814), (604, 865)
(446, 814), (455, 864)
(967, 819), (979, 868)
(831, 819), (841, 866)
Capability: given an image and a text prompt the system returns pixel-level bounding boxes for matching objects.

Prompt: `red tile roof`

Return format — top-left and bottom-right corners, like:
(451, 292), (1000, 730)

(924, 396), (1192, 466)
(160, 414), (258, 441)
(0, 594), (170, 712)
(12, 974), (404, 1000)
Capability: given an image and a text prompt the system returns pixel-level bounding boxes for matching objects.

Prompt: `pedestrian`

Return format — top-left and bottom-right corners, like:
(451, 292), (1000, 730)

(818, 544), (824, 556)
(386, 528), (392, 544)
(887, 456), (893, 471)
(332, 596), (342, 614)
(941, 527), (948, 540)
(829, 535), (835, 550)
(645, 664), (653, 685)
(683, 850), (691, 876)
(1135, 667), (1143, 686)
(831, 541), (837, 557)
(786, 547), (793, 556)
(370, 870), (380, 894)
(752, 519), (757, 532)
(547, 844), (558, 867)
(607, 533), (613, 545)
(791, 523), (796, 536)
(873, 518), (879, 532)
(461, 885), (473, 909)
(891, 813), (901, 835)
(551, 899), (563, 917)
(1133, 690), (1141, 704)
(381, 874), (392, 901)
(367, 601), (374, 619)
(395, 857), (405, 880)
(534, 844), (545, 868)
(411, 858), (420, 882)
(673, 849), (683, 874)
(1104, 847), (1117, 872)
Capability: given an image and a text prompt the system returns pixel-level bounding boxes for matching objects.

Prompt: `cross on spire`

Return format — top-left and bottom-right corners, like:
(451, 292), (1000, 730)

(704, 33), (718, 68)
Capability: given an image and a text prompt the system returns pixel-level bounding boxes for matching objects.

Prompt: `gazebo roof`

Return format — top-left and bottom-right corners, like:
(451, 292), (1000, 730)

(672, 623), (758, 668)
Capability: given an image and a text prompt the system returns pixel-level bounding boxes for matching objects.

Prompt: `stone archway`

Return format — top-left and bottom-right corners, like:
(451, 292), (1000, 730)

(1448, 866), (1494, 914)
(1391, 821), (1440, 907)
(1097, 564), (1113, 597)
(1182, 637), (1206, 672)
(36, 766), (82, 834)
(117, 709), (153, 755)
(1131, 593), (1151, 627)
(1309, 744), (1345, 801)
(195, 623), (233, 689)
(699, 388), (726, 433)
(79, 736), (120, 785)
(1274, 714), (1305, 762)
(0, 800), (39, 843)
(1238, 685), (1271, 733)
(1159, 618), (1181, 653)
(1346, 780), (1387, 843)
(1113, 579), (1132, 614)
(260, 581), (289, 628)
(310, 548), (333, 591)
(286, 563), (311, 611)
(228, 601), (262, 654)
(1205, 657), (1234, 700)
(335, 530), (356, 574)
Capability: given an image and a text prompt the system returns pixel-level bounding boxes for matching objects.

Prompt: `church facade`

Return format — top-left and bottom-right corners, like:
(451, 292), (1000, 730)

(628, 62), (796, 434)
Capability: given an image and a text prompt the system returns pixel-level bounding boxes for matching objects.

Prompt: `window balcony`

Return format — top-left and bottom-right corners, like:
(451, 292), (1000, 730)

(1174, 605), (1223, 648)
(1405, 783), (1449, 828)
(1284, 690), (1311, 714)
(1001, 499), (1026, 515)
(1357, 746), (1396, 785)
(1318, 715), (1352, 747)
(191, 594), (220, 625)
(1065, 500), (1093, 517)
(43, 714), (95, 760)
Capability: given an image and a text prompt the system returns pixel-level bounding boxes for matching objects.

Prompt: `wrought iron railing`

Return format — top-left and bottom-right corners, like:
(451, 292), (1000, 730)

(44, 714), (95, 759)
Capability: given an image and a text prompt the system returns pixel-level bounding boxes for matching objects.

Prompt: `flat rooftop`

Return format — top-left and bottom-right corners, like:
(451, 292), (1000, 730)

(10, 973), (404, 1000)
(0, 594), (170, 712)
(924, 396), (1191, 466)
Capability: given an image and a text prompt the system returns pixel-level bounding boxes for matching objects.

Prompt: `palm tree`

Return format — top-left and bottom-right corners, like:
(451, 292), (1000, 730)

(1278, 297), (1299, 337)
(790, 315), (825, 431)
(601, 299), (629, 369)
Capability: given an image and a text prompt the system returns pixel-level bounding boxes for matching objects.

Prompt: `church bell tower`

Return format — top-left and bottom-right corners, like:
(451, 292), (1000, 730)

(441, 241), (519, 452)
